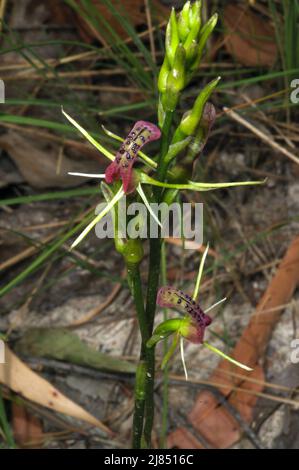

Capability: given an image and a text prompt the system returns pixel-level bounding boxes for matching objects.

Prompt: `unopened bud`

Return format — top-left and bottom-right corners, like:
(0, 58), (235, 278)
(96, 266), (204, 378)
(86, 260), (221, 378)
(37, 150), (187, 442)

(165, 8), (179, 67)
(189, 0), (202, 30)
(167, 44), (186, 93)
(190, 13), (218, 73)
(158, 56), (171, 93)
(163, 44), (186, 111)
(178, 1), (191, 42)
(124, 239), (144, 265)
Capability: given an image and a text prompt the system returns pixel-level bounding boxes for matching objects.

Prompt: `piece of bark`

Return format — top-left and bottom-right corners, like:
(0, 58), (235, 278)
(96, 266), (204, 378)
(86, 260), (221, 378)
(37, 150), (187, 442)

(12, 403), (44, 447)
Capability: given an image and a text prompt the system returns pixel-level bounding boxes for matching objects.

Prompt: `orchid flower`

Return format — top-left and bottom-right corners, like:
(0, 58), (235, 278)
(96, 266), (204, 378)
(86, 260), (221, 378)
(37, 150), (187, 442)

(105, 120), (161, 194)
(62, 109), (264, 249)
(147, 245), (253, 379)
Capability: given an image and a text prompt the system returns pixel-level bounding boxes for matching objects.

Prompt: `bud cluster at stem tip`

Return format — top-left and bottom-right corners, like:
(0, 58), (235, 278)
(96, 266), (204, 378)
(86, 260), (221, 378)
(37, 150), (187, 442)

(158, 1), (218, 116)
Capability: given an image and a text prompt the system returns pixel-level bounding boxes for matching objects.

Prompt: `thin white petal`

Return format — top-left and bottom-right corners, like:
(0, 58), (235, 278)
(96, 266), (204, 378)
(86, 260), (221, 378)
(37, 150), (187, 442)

(203, 341), (253, 371)
(68, 172), (106, 178)
(205, 297), (227, 313)
(137, 184), (163, 229)
(70, 186), (124, 249)
(192, 243), (209, 301)
(180, 337), (188, 381)
(61, 107), (114, 161)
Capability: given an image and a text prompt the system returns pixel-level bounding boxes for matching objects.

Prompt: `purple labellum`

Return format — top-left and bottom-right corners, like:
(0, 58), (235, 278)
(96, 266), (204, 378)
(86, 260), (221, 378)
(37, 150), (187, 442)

(157, 286), (212, 344)
(105, 120), (161, 194)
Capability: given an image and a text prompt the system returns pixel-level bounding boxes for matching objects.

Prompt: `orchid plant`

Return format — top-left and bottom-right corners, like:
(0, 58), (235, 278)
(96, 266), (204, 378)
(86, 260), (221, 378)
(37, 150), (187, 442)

(63, 1), (263, 449)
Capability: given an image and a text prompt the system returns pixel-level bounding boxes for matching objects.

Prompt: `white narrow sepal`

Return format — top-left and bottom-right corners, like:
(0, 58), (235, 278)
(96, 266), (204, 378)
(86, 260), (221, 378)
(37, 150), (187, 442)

(203, 341), (253, 371)
(193, 243), (210, 301)
(137, 184), (163, 229)
(180, 337), (189, 381)
(68, 172), (106, 178)
(61, 107), (114, 161)
(70, 186), (124, 250)
(205, 297), (227, 313)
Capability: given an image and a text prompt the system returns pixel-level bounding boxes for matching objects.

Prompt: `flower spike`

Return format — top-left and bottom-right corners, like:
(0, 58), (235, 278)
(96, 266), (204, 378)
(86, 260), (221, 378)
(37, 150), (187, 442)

(157, 286), (212, 344)
(105, 121), (161, 194)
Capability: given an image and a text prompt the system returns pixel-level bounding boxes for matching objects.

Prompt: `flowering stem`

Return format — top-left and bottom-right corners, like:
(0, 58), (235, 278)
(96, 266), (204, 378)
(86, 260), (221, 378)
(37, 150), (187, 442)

(143, 110), (174, 447)
(147, 110), (174, 331)
(160, 242), (169, 448)
(127, 262), (149, 448)
(132, 360), (147, 449)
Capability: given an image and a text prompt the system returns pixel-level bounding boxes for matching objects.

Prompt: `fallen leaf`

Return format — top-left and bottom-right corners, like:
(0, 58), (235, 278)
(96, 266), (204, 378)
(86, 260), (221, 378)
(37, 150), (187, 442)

(0, 345), (112, 435)
(16, 328), (136, 375)
(0, 131), (101, 188)
(223, 4), (277, 67)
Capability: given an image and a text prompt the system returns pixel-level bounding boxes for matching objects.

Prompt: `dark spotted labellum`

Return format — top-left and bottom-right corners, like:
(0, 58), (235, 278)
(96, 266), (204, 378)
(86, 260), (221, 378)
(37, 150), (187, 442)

(157, 286), (212, 343)
(105, 120), (161, 194)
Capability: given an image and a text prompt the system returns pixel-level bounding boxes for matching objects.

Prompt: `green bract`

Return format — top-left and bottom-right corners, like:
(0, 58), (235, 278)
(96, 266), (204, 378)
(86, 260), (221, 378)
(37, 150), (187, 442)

(159, 3), (219, 125)
(173, 76), (221, 143)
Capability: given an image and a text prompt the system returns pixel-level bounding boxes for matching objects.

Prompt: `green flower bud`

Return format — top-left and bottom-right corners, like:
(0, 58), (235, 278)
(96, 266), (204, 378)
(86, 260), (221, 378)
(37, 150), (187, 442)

(158, 56), (171, 93)
(184, 30), (198, 64)
(123, 239), (144, 265)
(177, 1), (191, 42)
(147, 317), (197, 349)
(179, 76), (220, 136)
(189, 13), (218, 74)
(183, 4), (201, 61)
(147, 319), (182, 348)
(164, 135), (191, 163)
(158, 95), (166, 128)
(163, 44), (186, 111)
(165, 7), (179, 67)
(189, 0), (202, 30)
(167, 44), (186, 93)
(185, 39), (199, 66)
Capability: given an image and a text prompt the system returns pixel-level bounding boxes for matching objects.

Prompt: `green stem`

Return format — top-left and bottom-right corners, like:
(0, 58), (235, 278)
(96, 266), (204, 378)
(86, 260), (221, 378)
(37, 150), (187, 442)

(146, 110), (174, 332)
(143, 110), (174, 447)
(160, 242), (169, 448)
(127, 263), (149, 448)
(132, 360), (147, 449)
(143, 349), (156, 447)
